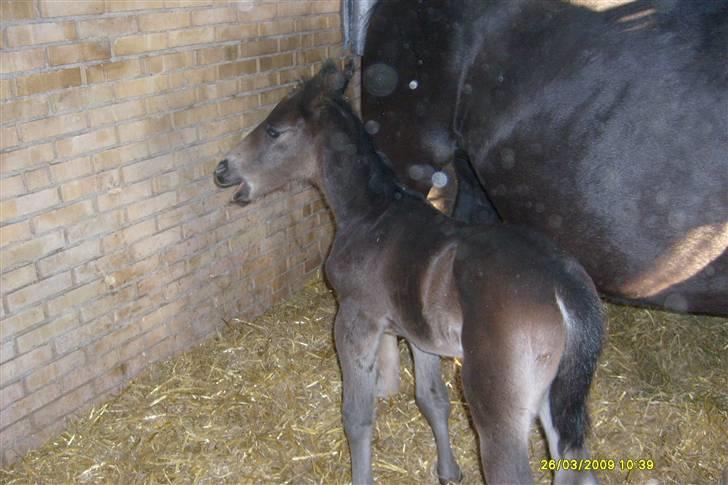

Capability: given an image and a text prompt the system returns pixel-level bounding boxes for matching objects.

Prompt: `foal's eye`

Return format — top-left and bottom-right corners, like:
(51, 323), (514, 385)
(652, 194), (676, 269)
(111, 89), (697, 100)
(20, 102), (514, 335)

(266, 126), (281, 139)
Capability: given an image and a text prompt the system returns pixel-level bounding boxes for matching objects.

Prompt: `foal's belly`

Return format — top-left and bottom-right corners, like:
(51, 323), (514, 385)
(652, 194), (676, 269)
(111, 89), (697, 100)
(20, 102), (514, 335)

(410, 313), (464, 359)
(388, 240), (465, 358)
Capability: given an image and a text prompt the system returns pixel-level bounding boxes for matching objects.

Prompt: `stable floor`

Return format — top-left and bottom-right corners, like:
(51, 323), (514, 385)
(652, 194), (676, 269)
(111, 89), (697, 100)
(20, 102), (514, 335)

(2, 278), (726, 484)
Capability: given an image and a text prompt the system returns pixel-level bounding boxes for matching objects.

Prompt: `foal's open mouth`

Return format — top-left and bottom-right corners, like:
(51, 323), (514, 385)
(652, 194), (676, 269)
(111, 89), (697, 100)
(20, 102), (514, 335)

(232, 180), (252, 206)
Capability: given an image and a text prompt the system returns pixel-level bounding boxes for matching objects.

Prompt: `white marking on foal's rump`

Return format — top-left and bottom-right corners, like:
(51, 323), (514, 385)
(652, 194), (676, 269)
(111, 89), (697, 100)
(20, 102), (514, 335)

(554, 290), (574, 339)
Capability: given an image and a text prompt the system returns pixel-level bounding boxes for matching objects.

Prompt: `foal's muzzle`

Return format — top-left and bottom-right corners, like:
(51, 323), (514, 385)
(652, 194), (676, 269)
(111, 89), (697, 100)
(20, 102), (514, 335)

(213, 159), (241, 188)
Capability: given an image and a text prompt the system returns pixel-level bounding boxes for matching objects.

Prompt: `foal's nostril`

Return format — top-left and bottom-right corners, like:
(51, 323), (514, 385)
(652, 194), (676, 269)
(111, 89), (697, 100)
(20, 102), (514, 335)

(215, 159), (228, 175)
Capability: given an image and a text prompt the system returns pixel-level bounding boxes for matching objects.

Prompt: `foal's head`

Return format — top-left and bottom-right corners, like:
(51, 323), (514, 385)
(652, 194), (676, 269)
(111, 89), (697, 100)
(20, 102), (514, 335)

(213, 60), (355, 205)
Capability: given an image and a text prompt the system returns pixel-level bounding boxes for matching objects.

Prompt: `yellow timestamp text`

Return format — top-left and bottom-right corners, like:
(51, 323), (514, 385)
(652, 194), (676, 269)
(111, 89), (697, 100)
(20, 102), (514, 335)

(539, 458), (655, 472)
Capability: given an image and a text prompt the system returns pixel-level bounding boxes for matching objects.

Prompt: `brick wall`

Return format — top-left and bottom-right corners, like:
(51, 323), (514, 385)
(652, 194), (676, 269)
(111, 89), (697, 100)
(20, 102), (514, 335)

(0, 0), (345, 465)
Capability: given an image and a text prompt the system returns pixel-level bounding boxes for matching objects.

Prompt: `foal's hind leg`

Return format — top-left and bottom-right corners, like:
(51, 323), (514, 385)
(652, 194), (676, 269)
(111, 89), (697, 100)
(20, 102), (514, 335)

(334, 302), (384, 485)
(540, 398), (597, 485)
(376, 333), (400, 397)
(410, 345), (462, 484)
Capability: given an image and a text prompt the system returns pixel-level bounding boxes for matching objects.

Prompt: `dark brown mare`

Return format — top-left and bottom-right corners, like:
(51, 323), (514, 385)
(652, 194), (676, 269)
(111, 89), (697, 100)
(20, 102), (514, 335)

(213, 62), (605, 485)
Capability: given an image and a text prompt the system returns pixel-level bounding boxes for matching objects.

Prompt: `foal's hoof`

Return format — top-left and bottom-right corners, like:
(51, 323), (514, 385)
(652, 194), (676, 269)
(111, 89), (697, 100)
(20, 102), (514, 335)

(438, 469), (463, 485)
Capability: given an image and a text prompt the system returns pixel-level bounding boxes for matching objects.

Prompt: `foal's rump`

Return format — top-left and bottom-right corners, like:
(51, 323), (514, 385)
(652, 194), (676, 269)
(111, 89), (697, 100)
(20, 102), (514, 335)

(452, 226), (604, 481)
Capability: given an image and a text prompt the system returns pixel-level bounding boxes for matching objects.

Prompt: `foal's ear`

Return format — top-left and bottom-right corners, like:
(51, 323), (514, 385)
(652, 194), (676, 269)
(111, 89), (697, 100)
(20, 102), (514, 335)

(318, 59), (355, 95)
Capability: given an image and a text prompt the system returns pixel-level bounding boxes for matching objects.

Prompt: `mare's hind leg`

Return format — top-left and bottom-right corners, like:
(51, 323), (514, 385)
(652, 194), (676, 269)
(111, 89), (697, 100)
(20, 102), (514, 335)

(376, 333), (400, 397)
(334, 302), (384, 485)
(410, 345), (462, 484)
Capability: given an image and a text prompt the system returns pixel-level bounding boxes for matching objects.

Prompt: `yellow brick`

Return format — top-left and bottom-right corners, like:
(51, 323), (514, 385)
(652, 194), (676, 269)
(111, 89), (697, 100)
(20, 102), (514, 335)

(218, 94), (258, 116)
(0, 48), (46, 74)
(0, 264), (37, 294)
(172, 104), (218, 128)
(47, 279), (105, 317)
(168, 27), (214, 48)
(121, 152), (174, 183)
(49, 156), (93, 183)
(1, 126), (19, 150)
(276, 2), (311, 17)
(239, 39), (278, 58)
(0, 308), (45, 345)
(113, 33), (168, 56)
(49, 85), (114, 112)
(55, 127), (118, 158)
(98, 183), (154, 216)
(1, 97), (50, 123)
(238, 72), (277, 92)
(92, 142), (149, 172)
(259, 19), (295, 37)
(48, 41), (111, 66)
(6, 272), (72, 312)
(219, 59), (257, 79)
(0, 186), (60, 222)
(196, 45), (238, 65)
(59, 174), (97, 202)
(18, 112), (86, 143)
(16, 67), (83, 97)
(77, 16), (136, 38)
(0, 79), (14, 101)
(314, 31), (342, 46)
(196, 79), (237, 101)
(0, 175), (25, 200)
(0, 143), (54, 175)
(66, 208), (124, 244)
(279, 36), (301, 52)
(147, 126), (196, 155)
(191, 7), (238, 26)
(145, 88), (196, 113)
(0, 221), (32, 248)
(38, 240), (100, 279)
(260, 87), (290, 107)
(167, 65), (216, 89)
(295, 16), (329, 32)
(24, 168), (51, 191)
(39, 0), (104, 17)
(0, 231), (65, 272)
(259, 53), (294, 72)
(86, 59), (142, 83)
(163, 0), (212, 6)
(298, 48), (327, 66)
(238, 3), (276, 21)
(199, 116), (242, 140)
(311, 0), (339, 14)
(138, 11), (190, 31)
(6, 22), (77, 47)
(214, 23), (258, 42)
(142, 51), (195, 74)
(105, 0), (165, 12)
(1, 1), (36, 20)
(88, 99), (146, 126)
(114, 75), (169, 99)
(32, 200), (95, 233)
(117, 114), (173, 144)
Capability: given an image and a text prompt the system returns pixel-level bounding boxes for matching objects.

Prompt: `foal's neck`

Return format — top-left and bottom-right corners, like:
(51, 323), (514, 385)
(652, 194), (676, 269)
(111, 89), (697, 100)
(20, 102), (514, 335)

(316, 100), (398, 225)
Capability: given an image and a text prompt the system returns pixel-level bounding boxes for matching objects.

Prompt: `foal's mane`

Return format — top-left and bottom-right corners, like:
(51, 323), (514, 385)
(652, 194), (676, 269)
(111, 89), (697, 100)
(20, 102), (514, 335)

(304, 81), (425, 202)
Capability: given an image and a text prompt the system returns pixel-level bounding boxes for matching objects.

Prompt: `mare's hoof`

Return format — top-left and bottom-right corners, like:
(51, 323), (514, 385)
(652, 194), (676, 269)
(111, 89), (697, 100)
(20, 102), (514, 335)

(438, 469), (463, 485)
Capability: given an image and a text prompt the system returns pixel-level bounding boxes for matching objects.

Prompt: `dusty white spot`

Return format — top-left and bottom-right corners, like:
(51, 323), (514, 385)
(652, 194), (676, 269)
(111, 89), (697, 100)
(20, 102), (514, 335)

(431, 171), (448, 188)
(408, 80), (418, 90)
(364, 120), (380, 134)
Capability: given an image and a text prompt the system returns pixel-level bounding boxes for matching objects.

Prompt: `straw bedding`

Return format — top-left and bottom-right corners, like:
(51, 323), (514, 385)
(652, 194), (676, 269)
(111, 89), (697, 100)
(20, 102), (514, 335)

(2, 276), (726, 484)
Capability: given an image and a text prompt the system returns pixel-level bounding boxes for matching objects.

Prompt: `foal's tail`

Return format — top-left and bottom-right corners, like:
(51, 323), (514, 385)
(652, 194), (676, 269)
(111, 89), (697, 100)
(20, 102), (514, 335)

(550, 279), (605, 457)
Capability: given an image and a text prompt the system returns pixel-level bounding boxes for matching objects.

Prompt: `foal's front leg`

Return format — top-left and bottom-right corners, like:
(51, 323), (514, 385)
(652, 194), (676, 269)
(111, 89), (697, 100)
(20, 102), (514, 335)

(334, 302), (384, 485)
